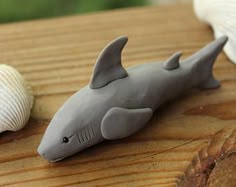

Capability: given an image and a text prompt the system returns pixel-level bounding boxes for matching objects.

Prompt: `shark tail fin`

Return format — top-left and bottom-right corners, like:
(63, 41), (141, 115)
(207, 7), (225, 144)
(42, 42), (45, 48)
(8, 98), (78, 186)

(184, 36), (228, 89)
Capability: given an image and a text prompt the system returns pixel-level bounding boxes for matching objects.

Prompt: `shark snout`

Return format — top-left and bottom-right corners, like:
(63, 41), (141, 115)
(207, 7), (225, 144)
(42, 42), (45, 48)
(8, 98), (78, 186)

(37, 142), (53, 161)
(37, 144), (64, 162)
(37, 143), (48, 160)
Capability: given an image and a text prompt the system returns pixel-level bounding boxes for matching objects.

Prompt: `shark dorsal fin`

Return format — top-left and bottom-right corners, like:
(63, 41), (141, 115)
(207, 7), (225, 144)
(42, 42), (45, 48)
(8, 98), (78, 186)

(163, 52), (182, 70)
(90, 36), (128, 89)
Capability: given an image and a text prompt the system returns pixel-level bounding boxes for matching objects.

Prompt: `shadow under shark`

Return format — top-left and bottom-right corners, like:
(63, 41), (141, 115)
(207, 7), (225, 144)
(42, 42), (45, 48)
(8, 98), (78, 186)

(38, 36), (228, 162)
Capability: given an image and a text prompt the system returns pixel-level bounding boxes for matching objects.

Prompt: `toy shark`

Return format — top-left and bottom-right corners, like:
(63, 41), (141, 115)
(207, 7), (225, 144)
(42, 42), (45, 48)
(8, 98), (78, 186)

(38, 36), (228, 162)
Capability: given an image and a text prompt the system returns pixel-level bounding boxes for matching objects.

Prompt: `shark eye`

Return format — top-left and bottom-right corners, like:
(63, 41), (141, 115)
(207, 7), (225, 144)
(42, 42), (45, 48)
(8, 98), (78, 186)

(62, 137), (69, 143)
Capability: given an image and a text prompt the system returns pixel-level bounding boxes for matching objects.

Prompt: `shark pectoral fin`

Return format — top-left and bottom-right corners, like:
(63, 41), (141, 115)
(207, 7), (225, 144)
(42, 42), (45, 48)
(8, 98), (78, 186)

(90, 36), (128, 89)
(200, 75), (220, 89)
(101, 107), (153, 140)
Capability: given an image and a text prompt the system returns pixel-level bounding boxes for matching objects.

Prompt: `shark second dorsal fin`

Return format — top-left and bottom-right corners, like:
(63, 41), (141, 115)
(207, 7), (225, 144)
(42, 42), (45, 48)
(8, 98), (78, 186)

(163, 52), (182, 70)
(90, 36), (128, 89)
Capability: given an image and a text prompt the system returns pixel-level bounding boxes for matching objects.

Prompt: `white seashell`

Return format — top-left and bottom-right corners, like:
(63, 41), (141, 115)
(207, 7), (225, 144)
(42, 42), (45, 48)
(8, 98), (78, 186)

(0, 65), (34, 133)
(194, 0), (236, 64)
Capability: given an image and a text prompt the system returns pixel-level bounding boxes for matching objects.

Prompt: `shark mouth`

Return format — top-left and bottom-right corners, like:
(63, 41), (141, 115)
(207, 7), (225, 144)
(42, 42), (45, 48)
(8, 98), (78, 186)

(50, 157), (65, 163)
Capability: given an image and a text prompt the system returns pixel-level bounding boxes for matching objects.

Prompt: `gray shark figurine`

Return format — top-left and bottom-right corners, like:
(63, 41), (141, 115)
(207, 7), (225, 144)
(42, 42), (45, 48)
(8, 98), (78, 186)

(38, 36), (228, 162)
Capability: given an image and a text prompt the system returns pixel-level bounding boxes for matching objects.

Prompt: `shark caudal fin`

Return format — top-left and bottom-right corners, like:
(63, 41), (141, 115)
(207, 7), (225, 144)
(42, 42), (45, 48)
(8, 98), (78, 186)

(184, 36), (228, 89)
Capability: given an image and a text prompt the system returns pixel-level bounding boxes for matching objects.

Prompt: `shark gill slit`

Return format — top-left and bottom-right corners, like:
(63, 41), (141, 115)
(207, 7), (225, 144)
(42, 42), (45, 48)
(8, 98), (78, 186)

(89, 127), (94, 138)
(77, 127), (95, 144)
(87, 128), (92, 139)
(85, 129), (89, 140)
(91, 127), (96, 137)
(80, 132), (84, 142)
(81, 130), (86, 142)
(84, 129), (89, 141)
(77, 133), (82, 143)
(86, 127), (94, 140)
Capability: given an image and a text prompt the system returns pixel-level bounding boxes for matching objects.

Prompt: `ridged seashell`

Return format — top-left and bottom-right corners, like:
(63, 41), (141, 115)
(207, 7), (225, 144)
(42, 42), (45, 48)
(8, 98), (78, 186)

(193, 0), (236, 64)
(0, 65), (34, 133)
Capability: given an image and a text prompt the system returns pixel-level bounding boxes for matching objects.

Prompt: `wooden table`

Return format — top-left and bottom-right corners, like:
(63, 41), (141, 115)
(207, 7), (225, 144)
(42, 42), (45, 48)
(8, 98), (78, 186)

(0, 4), (235, 187)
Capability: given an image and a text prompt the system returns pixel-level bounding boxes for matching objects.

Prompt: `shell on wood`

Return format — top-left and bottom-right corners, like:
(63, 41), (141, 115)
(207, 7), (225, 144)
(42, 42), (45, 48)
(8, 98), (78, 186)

(193, 0), (236, 64)
(0, 64), (34, 133)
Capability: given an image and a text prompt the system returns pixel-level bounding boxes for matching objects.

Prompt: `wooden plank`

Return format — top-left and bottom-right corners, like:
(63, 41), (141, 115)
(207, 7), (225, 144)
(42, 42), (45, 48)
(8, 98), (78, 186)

(0, 4), (235, 187)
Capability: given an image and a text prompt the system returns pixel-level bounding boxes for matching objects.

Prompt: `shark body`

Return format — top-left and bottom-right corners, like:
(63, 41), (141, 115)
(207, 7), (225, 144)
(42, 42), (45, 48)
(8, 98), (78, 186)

(38, 36), (228, 162)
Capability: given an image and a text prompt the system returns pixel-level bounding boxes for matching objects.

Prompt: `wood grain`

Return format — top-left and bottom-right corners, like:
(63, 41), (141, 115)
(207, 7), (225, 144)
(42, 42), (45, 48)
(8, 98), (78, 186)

(0, 4), (235, 187)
